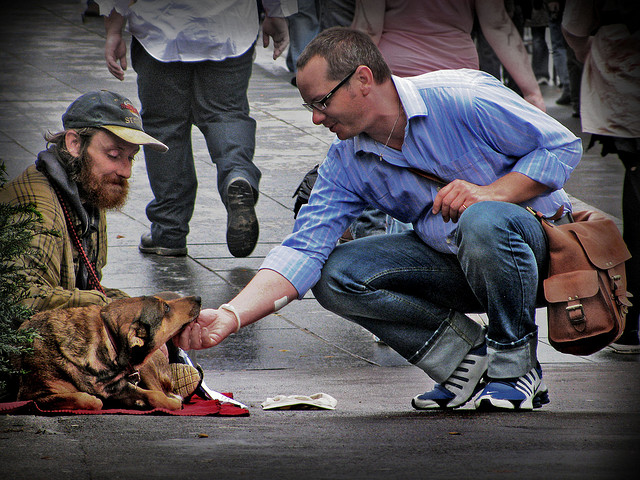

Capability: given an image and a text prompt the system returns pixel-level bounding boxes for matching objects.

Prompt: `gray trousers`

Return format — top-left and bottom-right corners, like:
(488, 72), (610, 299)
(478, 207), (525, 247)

(131, 38), (261, 248)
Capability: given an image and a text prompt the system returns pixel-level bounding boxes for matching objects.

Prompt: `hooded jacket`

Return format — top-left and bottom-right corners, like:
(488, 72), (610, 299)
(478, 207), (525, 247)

(0, 146), (128, 311)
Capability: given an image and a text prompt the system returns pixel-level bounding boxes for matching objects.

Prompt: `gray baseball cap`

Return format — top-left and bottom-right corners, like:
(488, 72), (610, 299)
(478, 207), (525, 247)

(62, 90), (168, 152)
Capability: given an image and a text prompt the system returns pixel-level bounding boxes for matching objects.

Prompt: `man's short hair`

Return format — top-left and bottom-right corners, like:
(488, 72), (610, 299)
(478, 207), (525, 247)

(297, 26), (392, 84)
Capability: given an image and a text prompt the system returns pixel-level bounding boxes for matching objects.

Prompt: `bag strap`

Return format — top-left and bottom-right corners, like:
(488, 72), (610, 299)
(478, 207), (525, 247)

(526, 205), (568, 222)
(410, 169), (573, 223)
(406, 167), (449, 187)
(49, 182), (106, 295)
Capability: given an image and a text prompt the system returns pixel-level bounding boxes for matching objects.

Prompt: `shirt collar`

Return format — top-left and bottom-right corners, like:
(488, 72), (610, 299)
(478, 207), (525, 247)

(392, 75), (429, 119)
(354, 75), (428, 155)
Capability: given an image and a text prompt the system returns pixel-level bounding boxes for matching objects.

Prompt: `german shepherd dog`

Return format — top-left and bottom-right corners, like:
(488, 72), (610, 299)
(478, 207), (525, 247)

(17, 295), (201, 411)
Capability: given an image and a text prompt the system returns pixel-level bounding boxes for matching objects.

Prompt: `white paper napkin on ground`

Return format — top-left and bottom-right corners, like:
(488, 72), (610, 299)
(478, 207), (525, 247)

(261, 392), (337, 410)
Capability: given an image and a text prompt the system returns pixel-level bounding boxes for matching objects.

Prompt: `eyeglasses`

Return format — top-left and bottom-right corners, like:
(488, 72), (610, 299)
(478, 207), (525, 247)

(302, 67), (358, 112)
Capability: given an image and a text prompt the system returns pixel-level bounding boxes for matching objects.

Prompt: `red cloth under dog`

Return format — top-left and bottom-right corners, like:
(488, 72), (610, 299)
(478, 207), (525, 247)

(0, 395), (249, 416)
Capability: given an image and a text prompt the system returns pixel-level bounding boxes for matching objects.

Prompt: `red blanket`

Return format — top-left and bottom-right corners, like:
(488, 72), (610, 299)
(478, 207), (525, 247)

(0, 395), (249, 416)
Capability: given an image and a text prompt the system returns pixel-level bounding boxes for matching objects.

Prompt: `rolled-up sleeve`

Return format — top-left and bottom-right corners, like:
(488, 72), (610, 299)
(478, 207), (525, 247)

(259, 151), (365, 298)
(260, 245), (323, 298)
(512, 142), (582, 191)
(472, 78), (582, 191)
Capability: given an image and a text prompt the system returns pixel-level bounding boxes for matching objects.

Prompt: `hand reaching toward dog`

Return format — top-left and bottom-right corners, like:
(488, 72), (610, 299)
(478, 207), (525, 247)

(175, 308), (236, 350)
(175, 270), (298, 350)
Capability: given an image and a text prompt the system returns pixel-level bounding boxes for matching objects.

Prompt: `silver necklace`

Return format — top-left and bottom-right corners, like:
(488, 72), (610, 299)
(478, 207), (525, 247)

(377, 106), (402, 161)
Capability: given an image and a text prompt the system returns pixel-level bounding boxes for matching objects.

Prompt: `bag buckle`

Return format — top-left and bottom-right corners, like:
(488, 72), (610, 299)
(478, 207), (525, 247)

(566, 298), (586, 331)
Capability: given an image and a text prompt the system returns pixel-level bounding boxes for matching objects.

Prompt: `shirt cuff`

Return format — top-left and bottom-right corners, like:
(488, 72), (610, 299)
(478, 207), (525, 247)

(260, 245), (322, 299)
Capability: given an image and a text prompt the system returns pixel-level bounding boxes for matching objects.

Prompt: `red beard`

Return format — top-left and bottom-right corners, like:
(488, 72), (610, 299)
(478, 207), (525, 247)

(79, 163), (129, 210)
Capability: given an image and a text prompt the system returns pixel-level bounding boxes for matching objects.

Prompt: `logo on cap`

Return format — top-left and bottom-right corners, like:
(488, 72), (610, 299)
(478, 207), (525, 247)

(120, 101), (140, 116)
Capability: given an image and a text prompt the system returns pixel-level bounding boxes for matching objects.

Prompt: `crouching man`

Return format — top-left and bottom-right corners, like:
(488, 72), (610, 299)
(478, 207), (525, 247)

(177, 28), (582, 411)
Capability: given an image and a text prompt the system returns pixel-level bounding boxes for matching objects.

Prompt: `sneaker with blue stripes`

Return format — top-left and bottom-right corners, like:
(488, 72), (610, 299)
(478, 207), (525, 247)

(475, 363), (550, 411)
(412, 343), (488, 410)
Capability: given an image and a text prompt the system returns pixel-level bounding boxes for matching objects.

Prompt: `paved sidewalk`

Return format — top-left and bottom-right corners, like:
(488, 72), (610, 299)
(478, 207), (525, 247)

(1, 2), (638, 479)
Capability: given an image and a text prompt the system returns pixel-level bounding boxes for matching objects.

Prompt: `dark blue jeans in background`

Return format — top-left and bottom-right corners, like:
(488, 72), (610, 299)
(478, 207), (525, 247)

(132, 38), (261, 248)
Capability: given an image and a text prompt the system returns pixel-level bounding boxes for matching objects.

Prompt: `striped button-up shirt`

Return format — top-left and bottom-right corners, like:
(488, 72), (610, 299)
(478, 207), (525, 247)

(262, 69), (582, 298)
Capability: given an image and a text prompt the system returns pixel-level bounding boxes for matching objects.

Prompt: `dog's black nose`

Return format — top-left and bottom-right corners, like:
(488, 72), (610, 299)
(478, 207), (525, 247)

(194, 296), (202, 304)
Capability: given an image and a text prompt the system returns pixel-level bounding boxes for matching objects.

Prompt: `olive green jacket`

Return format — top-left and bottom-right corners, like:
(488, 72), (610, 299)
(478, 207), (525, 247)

(0, 151), (128, 311)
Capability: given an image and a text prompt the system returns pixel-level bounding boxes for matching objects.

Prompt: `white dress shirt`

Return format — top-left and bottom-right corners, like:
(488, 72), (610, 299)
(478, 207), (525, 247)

(96, 0), (296, 62)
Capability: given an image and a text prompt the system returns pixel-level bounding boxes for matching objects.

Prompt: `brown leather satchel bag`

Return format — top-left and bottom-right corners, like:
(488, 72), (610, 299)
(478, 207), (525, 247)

(407, 167), (633, 355)
(529, 208), (633, 355)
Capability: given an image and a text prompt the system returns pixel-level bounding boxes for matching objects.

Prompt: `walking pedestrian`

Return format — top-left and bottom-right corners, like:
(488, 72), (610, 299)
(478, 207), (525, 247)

(96, 0), (294, 257)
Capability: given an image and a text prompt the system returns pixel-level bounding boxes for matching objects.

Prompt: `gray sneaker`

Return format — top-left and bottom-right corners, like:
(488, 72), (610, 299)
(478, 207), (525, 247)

(138, 232), (187, 256)
(412, 343), (488, 410)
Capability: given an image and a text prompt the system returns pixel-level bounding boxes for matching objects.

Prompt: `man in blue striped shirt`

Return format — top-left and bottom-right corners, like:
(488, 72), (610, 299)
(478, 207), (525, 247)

(179, 27), (582, 411)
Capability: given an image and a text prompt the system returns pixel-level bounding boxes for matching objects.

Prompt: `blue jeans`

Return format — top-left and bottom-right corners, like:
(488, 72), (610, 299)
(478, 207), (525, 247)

(549, 18), (570, 94)
(286, 0), (319, 73)
(531, 26), (550, 80)
(131, 38), (261, 248)
(312, 201), (548, 382)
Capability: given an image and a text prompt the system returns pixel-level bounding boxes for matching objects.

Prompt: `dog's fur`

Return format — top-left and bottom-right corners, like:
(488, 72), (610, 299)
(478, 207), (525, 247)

(17, 295), (201, 411)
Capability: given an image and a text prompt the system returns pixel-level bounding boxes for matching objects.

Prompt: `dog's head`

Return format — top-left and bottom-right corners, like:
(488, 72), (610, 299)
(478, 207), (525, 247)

(101, 295), (201, 367)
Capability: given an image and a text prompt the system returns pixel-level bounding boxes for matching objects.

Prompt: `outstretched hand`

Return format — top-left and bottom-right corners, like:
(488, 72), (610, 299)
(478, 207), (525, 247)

(174, 308), (237, 350)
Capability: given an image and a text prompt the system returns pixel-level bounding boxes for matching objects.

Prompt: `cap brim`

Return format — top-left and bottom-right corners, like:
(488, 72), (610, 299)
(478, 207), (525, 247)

(102, 125), (168, 152)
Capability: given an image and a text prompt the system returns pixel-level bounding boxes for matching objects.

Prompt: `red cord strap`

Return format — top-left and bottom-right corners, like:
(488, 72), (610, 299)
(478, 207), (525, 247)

(50, 183), (106, 295)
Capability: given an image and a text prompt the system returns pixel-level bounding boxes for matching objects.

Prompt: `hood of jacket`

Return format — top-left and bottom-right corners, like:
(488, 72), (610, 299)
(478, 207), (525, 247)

(35, 146), (96, 237)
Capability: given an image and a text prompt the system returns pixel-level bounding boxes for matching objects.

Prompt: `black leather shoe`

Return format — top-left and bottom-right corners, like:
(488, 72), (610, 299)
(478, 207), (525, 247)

(555, 92), (571, 105)
(226, 178), (259, 257)
(138, 232), (187, 256)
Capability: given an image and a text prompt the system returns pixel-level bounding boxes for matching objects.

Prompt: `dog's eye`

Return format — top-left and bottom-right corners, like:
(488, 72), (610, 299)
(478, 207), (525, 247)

(164, 304), (171, 314)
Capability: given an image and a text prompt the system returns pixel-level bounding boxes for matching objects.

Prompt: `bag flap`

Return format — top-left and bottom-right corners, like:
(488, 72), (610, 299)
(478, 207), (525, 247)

(570, 217), (631, 269)
(544, 270), (599, 303)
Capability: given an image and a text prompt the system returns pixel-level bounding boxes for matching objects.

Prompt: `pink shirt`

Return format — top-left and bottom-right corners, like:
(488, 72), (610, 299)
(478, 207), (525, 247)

(378, 0), (478, 77)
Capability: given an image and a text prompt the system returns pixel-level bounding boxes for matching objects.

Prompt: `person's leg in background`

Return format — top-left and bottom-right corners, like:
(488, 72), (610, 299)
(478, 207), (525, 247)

(611, 146), (640, 352)
(287, 0), (320, 83)
(548, 13), (571, 105)
(566, 45), (583, 118)
(132, 37), (194, 255)
(531, 25), (550, 84)
(194, 45), (261, 258)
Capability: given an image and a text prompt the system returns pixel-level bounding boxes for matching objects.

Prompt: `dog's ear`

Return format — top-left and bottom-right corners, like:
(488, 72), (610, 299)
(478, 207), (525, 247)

(101, 297), (163, 349)
(129, 297), (166, 349)
(128, 331), (145, 348)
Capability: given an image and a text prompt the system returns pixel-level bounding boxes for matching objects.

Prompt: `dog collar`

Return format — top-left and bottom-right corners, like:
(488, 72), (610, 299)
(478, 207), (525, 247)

(104, 321), (140, 385)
